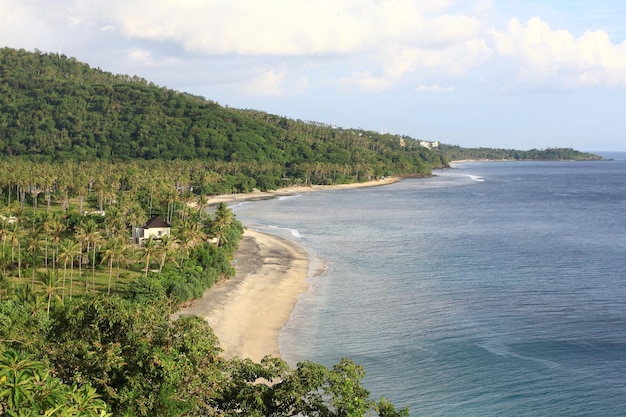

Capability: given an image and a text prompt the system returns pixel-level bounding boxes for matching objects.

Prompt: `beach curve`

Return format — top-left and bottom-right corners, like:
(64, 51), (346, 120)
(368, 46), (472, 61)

(173, 228), (310, 362)
(175, 177), (399, 362)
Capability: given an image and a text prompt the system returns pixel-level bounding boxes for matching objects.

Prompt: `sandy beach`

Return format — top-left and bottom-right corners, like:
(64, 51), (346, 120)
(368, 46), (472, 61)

(205, 176), (399, 206)
(174, 228), (310, 362)
(175, 177), (399, 362)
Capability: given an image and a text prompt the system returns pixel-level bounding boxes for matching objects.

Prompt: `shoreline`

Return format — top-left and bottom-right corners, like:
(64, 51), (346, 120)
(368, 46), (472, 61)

(173, 228), (311, 362)
(205, 176), (400, 206)
(176, 177), (400, 362)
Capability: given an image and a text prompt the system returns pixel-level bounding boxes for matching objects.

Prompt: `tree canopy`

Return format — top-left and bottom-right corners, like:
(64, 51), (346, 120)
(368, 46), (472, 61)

(438, 144), (601, 162)
(0, 47), (446, 181)
(0, 46), (602, 415)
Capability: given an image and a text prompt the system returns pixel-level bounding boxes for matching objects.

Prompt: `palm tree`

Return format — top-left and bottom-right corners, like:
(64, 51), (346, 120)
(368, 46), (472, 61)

(25, 231), (41, 287)
(39, 270), (62, 314)
(177, 220), (206, 268)
(100, 236), (124, 295)
(7, 221), (25, 279)
(35, 211), (51, 270)
(41, 163), (58, 211)
(211, 202), (234, 248)
(142, 237), (161, 278)
(56, 161), (76, 211)
(90, 232), (103, 295)
(159, 234), (180, 273)
(76, 162), (92, 214)
(103, 205), (126, 238)
(0, 217), (10, 277)
(58, 238), (80, 301)
(75, 219), (100, 294)
(13, 285), (42, 317)
(48, 214), (65, 270)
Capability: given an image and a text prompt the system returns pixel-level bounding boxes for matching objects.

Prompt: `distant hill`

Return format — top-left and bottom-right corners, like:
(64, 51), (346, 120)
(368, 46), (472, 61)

(439, 145), (603, 161)
(0, 47), (447, 177)
(0, 47), (600, 187)
(438, 144), (602, 162)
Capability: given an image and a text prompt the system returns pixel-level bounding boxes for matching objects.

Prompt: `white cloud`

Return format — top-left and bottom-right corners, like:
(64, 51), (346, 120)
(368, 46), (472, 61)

(128, 48), (181, 70)
(294, 76), (309, 94)
(416, 84), (455, 92)
(87, 0), (493, 94)
(3, 0), (625, 97)
(1, 0), (492, 95)
(0, 0), (48, 46)
(238, 70), (287, 96)
(340, 71), (392, 93)
(341, 37), (491, 92)
(130, 48), (151, 63)
(490, 17), (626, 89)
(87, 0), (486, 56)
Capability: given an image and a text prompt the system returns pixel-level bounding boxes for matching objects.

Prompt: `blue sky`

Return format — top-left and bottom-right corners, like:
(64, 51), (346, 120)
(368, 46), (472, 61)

(1, 1), (625, 151)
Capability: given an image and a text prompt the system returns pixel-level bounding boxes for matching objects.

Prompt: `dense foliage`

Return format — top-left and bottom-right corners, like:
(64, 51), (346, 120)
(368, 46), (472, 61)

(0, 158), (408, 415)
(0, 47), (446, 189)
(438, 144), (602, 162)
(1, 295), (409, 416)
(0, 46), (601, 415)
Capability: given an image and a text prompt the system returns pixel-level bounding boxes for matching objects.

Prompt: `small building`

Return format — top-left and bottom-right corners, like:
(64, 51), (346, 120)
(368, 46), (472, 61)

(84, 210), (106, 217)
(133, 216), (171, 245)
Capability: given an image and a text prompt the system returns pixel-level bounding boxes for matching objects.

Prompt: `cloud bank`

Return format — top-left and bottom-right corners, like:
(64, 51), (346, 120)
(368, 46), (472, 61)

(1, 0), (625, 96)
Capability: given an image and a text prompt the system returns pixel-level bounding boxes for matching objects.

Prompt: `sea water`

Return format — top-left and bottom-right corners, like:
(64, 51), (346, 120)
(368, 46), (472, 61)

(231, 154), (626, 416)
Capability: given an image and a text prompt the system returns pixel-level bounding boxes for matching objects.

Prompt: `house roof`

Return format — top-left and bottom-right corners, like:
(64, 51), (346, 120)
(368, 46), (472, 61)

(144, 216), (171, 229)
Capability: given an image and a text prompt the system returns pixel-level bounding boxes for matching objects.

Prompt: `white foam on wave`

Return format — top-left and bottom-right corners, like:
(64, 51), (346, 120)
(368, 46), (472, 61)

(278, 194), (302, 201)
(478, 340), (561, 370)
(467, 174), (484, 182)
(229, 201), (249, 209)
(438, 172), (484, 183)
(268, 224), (302, 238)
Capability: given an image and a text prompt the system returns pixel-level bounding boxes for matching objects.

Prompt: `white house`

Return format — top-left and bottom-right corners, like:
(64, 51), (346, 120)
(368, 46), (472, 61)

(132, 216), (171, 245)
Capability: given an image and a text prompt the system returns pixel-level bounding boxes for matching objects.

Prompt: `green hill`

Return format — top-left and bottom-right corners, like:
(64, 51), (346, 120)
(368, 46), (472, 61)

(0, 47), (601, 190)
(439, 144), (602, 162)
(0, 47), (446, 179)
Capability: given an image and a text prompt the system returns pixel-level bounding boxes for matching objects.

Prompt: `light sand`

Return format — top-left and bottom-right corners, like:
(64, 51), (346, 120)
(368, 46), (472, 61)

(175, 177), (400, 362)
(205, 176), (399, 206)
(173, 229), (309, 362)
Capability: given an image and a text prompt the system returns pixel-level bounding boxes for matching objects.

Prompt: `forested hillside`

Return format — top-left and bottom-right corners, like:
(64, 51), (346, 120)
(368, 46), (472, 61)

(0, 46), (603, 416)
(0, 47), (415, 415)
(0, 47), (446, 186)
(439, 144), (602, 162)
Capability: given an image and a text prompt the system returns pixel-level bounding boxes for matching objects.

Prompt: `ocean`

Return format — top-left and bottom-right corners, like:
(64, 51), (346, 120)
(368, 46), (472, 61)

(231, 153), (626, 416)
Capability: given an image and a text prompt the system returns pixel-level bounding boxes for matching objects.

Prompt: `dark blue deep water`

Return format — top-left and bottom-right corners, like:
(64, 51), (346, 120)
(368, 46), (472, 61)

(232, 155), (626, 416)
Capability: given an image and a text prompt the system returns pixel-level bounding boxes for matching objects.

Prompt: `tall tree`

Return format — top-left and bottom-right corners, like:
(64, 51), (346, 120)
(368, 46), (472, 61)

(25, 231), (41, 287)
(141, 236), (161, 278)
(39, 269), (62, 314)
(211, 202), (234, 248)
(57, 238), (80, 301)
(158, 234), (179, 273)
(100, 236), (124, 295)
(75, 219), (99, 295)
(7, 221), (25, 279)
(177, 220), (205, 268)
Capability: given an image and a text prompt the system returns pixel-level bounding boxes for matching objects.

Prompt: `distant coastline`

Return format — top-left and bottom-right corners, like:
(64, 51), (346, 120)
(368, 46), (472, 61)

(205, 176), (401, 207)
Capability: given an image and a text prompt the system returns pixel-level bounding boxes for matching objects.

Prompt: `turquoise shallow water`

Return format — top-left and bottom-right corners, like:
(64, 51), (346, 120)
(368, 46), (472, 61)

(232, 155), (626, 416)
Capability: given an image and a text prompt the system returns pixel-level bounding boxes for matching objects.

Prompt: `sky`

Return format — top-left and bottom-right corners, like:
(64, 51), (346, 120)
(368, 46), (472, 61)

(1, 1), (625, 152)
